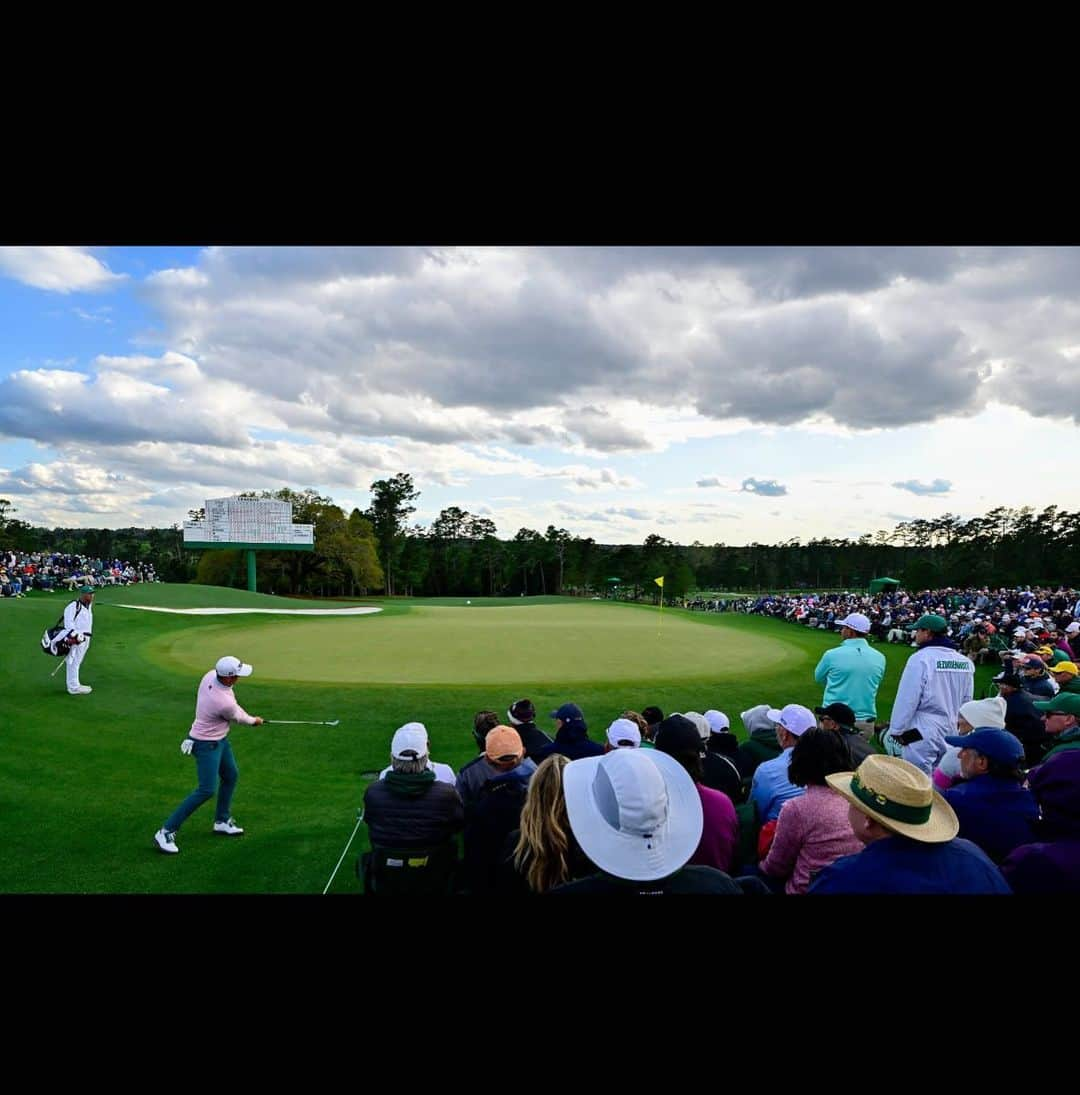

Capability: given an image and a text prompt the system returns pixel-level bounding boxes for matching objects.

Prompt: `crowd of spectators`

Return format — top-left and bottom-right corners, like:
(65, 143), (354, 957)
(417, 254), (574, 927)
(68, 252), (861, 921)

(358, 581), (1080, 895)
(0, 550), (157, 597)
(746, 585), (1080, 659)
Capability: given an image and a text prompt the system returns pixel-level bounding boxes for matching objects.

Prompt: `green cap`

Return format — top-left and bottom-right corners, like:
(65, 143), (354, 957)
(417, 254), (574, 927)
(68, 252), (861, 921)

(79, 585), (95, 594)
(913, 613), (948, 633)
(1034, 694), (1080, 717)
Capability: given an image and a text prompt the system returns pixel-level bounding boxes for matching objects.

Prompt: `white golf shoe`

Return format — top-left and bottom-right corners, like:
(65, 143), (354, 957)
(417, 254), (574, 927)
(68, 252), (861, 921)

(213, 818), (244, 836)
(154, 829), (179, 854)
(68, 685), (92, 694)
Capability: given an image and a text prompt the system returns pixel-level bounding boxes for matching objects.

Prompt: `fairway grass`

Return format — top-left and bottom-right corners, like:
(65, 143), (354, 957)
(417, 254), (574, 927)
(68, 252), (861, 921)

(1, 586), (1003, 894)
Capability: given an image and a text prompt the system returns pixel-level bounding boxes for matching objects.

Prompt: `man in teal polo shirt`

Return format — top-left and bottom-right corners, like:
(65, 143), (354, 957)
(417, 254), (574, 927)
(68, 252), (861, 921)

(813, 612), (886, 739)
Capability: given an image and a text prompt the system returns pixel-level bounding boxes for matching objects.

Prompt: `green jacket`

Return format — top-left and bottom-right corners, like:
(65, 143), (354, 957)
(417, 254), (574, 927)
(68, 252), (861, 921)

(1043, 726), (1080, 761)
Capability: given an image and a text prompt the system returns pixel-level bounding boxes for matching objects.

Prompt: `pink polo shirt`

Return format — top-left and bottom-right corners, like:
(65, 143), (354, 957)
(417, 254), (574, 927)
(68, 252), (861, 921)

(189, 669), (258, 741)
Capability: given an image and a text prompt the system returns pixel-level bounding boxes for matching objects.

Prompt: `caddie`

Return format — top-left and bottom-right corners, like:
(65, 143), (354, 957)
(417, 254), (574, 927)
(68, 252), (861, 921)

(883, 614), (975, 776)
(63, 585), (95, 695)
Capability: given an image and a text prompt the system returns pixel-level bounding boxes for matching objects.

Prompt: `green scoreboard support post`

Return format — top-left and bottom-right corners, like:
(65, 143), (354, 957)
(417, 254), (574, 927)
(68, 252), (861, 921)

(247, 550), (257, 592)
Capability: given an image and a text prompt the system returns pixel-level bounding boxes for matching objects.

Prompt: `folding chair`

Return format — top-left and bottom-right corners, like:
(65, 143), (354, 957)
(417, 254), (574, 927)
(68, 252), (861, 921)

(357, 842), (458, 895)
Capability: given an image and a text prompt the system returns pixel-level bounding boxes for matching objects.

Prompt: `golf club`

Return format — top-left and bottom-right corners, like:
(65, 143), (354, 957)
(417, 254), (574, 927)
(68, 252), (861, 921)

(50, 658), (67, 678)
(266, 719), (340, 726)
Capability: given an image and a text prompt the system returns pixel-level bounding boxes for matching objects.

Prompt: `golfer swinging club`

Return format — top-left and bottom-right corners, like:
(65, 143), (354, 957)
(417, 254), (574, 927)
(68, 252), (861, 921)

(154, 655), (264, 855)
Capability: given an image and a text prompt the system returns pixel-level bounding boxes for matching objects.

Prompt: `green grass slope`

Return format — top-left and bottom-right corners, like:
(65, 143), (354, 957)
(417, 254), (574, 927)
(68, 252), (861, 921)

(0, 587), (1001, 894)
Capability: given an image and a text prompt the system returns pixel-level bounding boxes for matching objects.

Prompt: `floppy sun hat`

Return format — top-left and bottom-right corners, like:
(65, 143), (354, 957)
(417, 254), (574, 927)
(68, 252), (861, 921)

(562, 748), (702, 881)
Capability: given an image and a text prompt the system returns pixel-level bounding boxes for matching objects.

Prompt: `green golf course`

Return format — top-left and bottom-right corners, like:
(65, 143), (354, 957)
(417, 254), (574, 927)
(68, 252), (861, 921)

(0, 585), (1002, 894)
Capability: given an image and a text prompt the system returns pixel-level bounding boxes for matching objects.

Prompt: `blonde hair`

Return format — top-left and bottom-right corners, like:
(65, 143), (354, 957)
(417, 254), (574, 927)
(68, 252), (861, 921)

(513, 754), (573, 893)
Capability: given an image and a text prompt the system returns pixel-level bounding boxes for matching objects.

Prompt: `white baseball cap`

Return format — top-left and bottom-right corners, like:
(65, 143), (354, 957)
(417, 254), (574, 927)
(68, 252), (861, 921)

(703, 709), (730, 733)
(765, 703), (816, 737)
(215, 655), (252, 678)
(606, 718), (642, 748)
(1067, 622), (1080, 635)
(837, 612), (872, 634)
(391, 722), (429, 760)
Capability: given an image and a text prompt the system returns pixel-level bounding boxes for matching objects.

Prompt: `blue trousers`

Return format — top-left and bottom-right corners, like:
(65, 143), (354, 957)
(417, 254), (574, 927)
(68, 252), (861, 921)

(164, 738), (238, 832)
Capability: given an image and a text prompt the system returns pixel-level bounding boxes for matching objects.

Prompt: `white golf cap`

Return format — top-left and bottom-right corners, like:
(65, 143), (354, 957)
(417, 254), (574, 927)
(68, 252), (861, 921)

(765, 703), (816, 737)
(837, 612), (872, 634)
(606, 718), (642, 748)
(391, 722), (429, 760)
(704, 709), (730, 733)
(215, 655), (253, 678)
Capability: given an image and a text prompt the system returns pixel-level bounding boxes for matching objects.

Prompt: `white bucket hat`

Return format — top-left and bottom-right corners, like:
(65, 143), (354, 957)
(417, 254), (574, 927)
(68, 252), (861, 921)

(563, 748), (702, 881)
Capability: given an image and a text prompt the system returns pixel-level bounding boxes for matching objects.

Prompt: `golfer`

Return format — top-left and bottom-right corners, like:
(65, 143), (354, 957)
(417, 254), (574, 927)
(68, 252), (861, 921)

(154, 655), (264, 855)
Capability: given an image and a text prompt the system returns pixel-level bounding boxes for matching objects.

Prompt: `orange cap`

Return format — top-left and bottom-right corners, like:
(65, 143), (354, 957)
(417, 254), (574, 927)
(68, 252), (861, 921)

(485, 725), (524, 762)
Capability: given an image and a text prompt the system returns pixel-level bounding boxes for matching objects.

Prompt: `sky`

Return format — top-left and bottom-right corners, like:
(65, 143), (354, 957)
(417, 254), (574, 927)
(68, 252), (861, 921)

(1, 245), (1078, 545)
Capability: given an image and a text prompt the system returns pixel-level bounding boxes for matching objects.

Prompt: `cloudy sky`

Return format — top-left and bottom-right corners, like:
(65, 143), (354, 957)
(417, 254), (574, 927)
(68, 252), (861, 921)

(1, 245), (1078, 544)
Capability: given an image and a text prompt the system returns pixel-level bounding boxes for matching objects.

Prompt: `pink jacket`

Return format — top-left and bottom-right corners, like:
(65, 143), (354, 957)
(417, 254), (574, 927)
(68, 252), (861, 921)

(760, 784), (863, 894)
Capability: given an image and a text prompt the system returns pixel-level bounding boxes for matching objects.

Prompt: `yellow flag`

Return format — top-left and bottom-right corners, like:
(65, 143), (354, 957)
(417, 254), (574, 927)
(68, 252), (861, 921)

(654, 575), (664, 588)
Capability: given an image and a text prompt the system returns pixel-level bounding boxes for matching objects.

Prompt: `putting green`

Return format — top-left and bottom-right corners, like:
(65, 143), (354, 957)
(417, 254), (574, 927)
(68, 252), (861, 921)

(146, 602), (812, 685)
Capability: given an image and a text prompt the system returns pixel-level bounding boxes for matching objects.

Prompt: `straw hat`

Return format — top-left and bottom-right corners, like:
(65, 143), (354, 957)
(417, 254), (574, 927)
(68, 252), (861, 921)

(826, 755), (959, 843)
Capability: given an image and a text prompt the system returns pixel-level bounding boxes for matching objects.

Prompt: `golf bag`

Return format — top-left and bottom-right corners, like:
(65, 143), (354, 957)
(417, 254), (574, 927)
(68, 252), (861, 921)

(40, 601), (83, 657)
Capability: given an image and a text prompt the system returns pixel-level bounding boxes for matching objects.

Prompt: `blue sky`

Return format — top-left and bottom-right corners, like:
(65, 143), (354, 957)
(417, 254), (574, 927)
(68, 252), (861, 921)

(1, 246), (1078, 542)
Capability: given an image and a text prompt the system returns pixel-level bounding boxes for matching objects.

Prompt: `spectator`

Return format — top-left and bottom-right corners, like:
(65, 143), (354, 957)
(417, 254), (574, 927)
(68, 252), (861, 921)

(377, 722), (455, 785)
(533, 702), (604, 762)
(703, 709), (741, 762)
(941, 728), (1038, 863)
(1000, 750), (1080, 894)
(1019, 657), (1057, 700)
(758, 728), (864, 894)
(641, 705), (664, 746)
(933, 695), (1008, 791)
(813, 611), (887, 738)
(734, 703), (784, 787)
(993, 669), (1051, 765)
(620, 710), (654, 748)
(551, 748), (744, 894)
(460, 726), (535, 893)
(455, 710), (519, 809)
(682, 711), (743, 804)
(814, 701), (875, 766)
(1032, 694), (1080, 761)
(808, 756), (1011, 894)
(749, 704), (816, 824)
(883, 613), (975, 775)
(362, 724), (464, 850)
(505, 697), (553, 763)
(499, 754), (595, 894)
(654, 714), (739, 873)
(1050, 661), (1080, 697)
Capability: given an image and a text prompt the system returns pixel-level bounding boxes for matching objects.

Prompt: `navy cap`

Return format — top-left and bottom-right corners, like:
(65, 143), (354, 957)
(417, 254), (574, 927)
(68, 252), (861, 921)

(944, 728), (1024, 766)
(550, 702), (584, 722)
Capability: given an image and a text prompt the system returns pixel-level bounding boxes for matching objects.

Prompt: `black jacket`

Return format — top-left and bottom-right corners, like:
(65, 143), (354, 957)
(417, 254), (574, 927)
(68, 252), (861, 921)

(512, 720), (554, 763)
(363, 777), (464, 849)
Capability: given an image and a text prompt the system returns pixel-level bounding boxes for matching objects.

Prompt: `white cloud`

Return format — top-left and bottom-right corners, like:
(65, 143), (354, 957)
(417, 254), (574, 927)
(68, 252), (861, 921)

(0, 247), (126, 293)
(742, 478), (788, 497)
(892, 478), (952, 495)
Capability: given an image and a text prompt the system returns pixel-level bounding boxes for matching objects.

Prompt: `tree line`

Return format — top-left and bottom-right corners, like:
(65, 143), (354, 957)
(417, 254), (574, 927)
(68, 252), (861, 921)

(3, 487), (1078, 598)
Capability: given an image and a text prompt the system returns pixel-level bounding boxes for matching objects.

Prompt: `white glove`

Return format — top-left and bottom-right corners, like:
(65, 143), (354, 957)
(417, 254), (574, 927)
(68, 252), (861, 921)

(180, 739), (194, 755)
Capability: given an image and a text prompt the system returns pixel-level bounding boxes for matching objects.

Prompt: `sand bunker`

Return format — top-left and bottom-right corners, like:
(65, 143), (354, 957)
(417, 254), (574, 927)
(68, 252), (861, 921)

(115, 605), (382, 616)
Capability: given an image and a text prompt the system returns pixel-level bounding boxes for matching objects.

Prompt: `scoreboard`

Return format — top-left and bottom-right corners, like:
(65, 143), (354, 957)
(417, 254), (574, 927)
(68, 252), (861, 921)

(183, 496), (315, 550)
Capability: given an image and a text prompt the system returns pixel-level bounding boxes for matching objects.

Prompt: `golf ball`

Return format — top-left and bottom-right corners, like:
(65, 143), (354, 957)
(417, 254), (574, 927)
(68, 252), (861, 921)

(466, 600), (471, 605)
